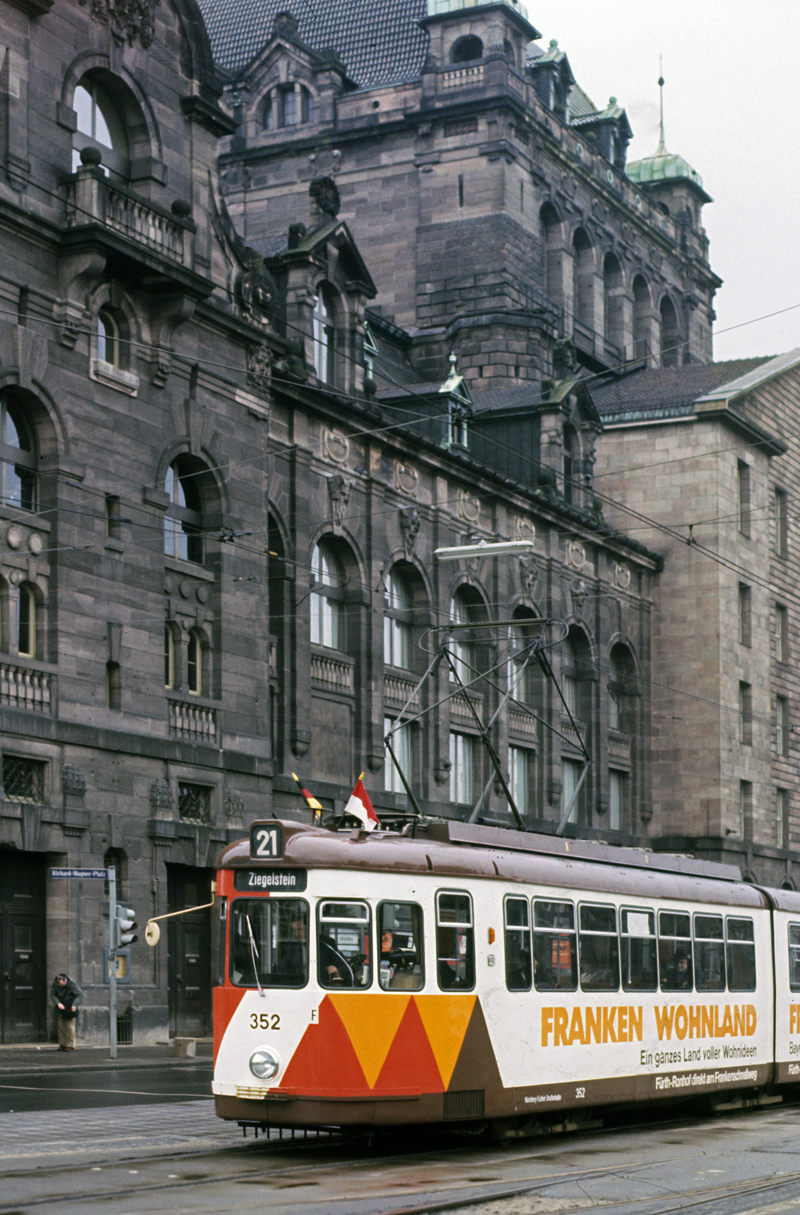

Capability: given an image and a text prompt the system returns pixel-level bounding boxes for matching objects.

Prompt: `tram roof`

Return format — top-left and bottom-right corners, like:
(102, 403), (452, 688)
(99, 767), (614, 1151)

(221, 820), (769, 908)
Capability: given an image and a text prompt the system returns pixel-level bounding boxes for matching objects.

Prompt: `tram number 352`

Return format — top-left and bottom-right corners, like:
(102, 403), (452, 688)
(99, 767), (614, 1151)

(250, 823), (283, 858)
(575, 1087), (586, 1099)
(250, 1013), (281, 1031)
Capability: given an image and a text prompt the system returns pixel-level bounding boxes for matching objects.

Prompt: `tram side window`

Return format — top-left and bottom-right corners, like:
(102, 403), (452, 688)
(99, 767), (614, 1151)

(378, 902), (424, 990)
(620, 908), (657, 992)
(658, 911), (693, 991)
(317, 901), (371, 989)
(789, 925), (800, 991)
(726, 917), (756, 992)
(436, 891), (475, 990)
(533, 900), (577, 991)
(504, 896), (531, 991)
(693, 914), (726, 992)
(230, 898), (308, 988)
(578, 904), (619, 991)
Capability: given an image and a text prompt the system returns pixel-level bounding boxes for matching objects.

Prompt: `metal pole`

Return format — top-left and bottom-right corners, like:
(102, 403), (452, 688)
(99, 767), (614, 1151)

(108, 865), (117, 1060)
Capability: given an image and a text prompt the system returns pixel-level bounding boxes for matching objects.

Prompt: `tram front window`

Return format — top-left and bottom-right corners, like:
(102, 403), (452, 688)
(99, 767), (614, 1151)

(378, 902), (424, 990)
(231, 898), (308, 988)
(789, 924), (800, 992)
(318, 901), (371, 988)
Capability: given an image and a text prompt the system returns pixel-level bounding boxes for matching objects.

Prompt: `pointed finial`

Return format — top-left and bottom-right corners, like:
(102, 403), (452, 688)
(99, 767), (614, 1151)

(449, 350), (457, 374)
(656, 57), (667, 155)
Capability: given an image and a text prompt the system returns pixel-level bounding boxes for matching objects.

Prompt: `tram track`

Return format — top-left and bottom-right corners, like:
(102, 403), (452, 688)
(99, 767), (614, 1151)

(2, 1107), (800, 1215)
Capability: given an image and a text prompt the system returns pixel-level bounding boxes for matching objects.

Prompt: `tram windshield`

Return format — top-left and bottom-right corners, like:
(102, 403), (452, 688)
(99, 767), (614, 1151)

(318, 901), (371, 988)
(230, 898), (308, 988)
(790, 924), (800, 992)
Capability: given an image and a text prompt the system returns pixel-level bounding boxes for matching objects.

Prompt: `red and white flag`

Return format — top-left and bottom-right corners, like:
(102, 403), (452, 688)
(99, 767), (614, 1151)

(344, 776), (379, 832)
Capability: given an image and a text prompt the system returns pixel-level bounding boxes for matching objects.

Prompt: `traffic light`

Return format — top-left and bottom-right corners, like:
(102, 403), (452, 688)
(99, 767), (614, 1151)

(115, 905), (138, 948)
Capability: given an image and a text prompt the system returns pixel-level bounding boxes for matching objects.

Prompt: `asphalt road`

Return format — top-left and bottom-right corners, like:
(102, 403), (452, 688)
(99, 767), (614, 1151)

(0, 1062), (213, 1112)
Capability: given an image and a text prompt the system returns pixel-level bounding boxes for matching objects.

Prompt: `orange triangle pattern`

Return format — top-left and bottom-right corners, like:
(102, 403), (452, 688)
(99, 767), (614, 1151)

(374, 997), (444, 1093)
(278, 993), (478, 1097)
(280, 996), (369, 1095)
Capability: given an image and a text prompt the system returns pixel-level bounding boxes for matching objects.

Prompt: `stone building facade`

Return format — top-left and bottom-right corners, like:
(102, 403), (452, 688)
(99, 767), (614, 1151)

(0, 0), (278, 1042)
(203, 0), (720, 390)
(594, 354), (800, 888)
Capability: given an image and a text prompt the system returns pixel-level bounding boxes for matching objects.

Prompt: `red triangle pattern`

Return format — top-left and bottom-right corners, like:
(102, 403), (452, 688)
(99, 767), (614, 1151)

(373, 998), (445, 1095)
(213, 986), (246, 1065)
(280, 996), (370, 1096)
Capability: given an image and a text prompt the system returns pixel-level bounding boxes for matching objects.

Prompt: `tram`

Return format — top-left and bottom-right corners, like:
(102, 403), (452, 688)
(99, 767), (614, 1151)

(210, 816), (800, 1133)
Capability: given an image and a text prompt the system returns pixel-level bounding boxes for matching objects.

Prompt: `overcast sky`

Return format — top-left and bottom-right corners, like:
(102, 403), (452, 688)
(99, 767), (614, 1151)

(533, 0), (800, 363)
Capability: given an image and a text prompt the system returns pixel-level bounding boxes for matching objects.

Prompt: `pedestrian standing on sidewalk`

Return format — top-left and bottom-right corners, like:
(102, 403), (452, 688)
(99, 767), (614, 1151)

(50, 973), (84, 1051)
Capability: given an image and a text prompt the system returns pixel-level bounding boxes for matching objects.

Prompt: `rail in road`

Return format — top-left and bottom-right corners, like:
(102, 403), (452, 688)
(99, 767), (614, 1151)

(3, 1099), (800, 1214)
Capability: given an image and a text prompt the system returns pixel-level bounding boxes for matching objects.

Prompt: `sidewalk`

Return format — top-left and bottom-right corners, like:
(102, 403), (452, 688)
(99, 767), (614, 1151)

(0, 1040), (213, 1073)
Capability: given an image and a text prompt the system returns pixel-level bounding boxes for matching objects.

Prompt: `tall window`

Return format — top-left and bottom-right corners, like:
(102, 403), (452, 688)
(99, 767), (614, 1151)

(777, 788), (788, 849)
(562, 425), (576, 504)
(608, 648), (625, 731)
(609, 769), (626, 831)
(507, 622), (530, 703)
(384, 716), (411, 793)
(384, 569), (413, 669)
(448, 402), (468, 448)
(739, 682), (753, 746)
(775, 488), (788, 557)
(17, 585), (35, 658)
(740, 780), (753, 839)
(97, 309), (120, 367)
(562, 635), (581, 717)
(312, 288), (335, 384)
(187, 630), (203, 696)
(72, 77), (129, 181)
(738, 584), (752, 647)
(164, 459), (203, 564)
(660, 296), (680, 368)
(776, 604), (789, 663)
(0, 397), (36, 511)
(509, 745), (533, 815)
(777, 696), (789, 757)
(449, 732), (474, 805)
(738, 461), (751, 537)
(310, 540), (345, 649)
(164, 625), (175, 690)
(561, 757), (583, 824)
(449, 590), (476, 684)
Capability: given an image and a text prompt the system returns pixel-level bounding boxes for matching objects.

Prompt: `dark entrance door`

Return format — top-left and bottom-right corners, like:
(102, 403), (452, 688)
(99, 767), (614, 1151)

(0, 851), (46, 1042)
(166, 865), (212, 1038)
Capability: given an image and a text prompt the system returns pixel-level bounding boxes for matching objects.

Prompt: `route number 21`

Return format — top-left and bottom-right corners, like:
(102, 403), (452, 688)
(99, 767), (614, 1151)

(250, 823), (282, 858)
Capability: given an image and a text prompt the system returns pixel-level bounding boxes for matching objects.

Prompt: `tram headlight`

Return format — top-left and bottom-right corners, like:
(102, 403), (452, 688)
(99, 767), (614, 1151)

(249, 1047), (280, 1080)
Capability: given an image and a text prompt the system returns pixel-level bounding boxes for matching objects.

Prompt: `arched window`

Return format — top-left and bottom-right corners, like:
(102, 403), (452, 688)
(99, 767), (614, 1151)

(0, 397), (36, 511)
(263, 84), (311, 130)
(562, 630), (590, 720)
(540, 203), (563, 306)
(507, 622), (531, 703)
(72, 77), (130, 181)
(633, 276), (650, 361)
(97, 308), (120, 367)
(603, 253), (624, 350)
(450, 588), (479, 684)
(608, 644), (634, 732)
(187, 629), (203, 695)
(451, 35), (483, 63)
(384, 568), (414, 670)
(17, 584), (36, 658)
(660, 296), (680, 368)
(310, 540), (345, 650)
(572, 229), (594, 331)
(312, 287), (336, 384)
(164, 458), (204, 565)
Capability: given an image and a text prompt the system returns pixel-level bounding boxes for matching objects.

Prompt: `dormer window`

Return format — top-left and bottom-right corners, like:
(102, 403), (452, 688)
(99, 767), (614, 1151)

(448, 401), (468, 448)
(312, 286), (336, 384)
(263, 84), (311, 130)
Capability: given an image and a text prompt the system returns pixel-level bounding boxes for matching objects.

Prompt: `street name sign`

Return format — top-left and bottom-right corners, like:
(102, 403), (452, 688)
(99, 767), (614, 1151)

(50, 867), (107, 879)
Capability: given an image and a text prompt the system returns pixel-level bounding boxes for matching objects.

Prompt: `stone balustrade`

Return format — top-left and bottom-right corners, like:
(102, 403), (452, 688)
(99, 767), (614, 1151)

(311, 651), (354, 693)
(0, 662), (52, 713)
(168, 697), (218, 742)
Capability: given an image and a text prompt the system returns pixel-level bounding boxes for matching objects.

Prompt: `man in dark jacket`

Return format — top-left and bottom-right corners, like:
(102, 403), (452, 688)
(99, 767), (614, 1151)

(49, 973), (84, 1051)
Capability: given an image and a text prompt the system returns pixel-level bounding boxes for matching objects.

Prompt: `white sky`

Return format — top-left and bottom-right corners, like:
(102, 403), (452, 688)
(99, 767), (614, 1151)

(533, 0), (800, 363)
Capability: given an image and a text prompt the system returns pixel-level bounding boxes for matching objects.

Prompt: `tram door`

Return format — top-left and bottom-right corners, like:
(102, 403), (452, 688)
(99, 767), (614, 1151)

(166, 865), (212, 1038)
(0, 851), (46, 1042)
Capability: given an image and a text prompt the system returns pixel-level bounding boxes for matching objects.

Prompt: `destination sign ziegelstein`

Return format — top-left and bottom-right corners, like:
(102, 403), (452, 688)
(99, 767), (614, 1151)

(50, 868), (108, 879)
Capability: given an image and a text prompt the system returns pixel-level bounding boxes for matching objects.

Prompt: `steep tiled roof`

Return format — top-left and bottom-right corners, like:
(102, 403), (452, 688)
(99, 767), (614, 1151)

(592, 359), (774, 422)
(196, 0), (430, 84)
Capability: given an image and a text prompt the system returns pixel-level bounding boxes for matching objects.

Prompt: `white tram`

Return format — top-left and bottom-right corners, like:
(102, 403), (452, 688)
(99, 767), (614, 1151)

(212, 818), (800, 1132)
